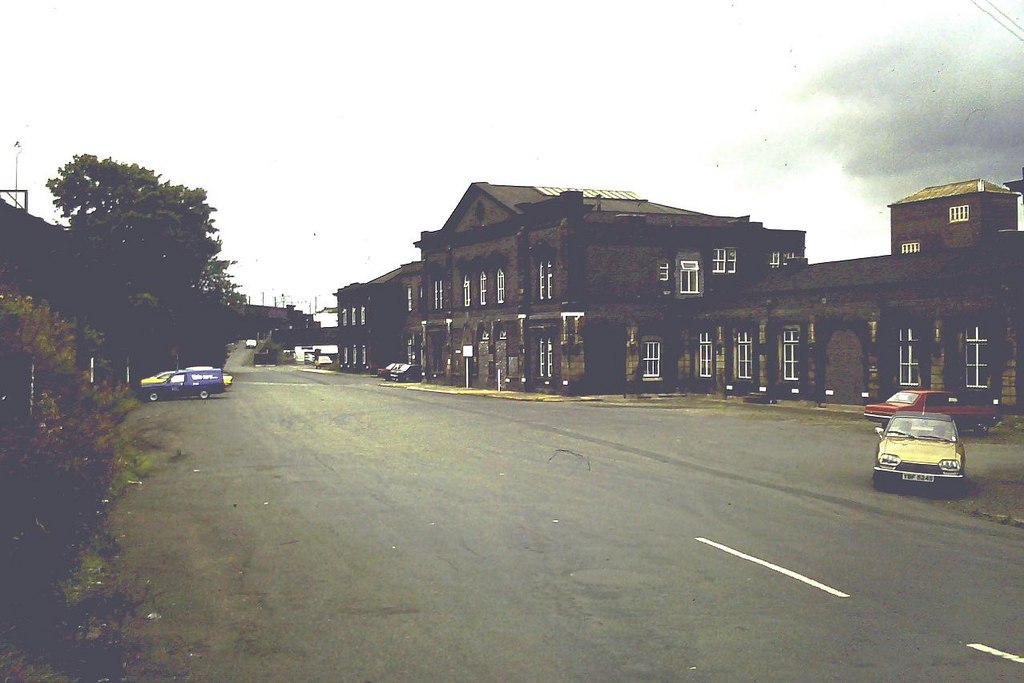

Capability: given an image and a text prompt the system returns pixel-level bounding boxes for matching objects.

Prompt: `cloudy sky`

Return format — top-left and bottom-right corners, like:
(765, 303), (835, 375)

(3, 1), (1023, 312)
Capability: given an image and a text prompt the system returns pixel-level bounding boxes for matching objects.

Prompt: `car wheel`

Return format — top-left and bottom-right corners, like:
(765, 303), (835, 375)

(198, 389), (210, 400)
(147, 392), (160, 402)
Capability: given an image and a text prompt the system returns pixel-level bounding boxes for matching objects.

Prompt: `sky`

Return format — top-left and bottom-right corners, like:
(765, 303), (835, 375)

(3, 1), (1023, 313)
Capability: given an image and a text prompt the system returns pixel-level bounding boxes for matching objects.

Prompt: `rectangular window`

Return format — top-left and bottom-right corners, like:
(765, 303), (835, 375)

(770, 251), (781, 269)
(539, 260), (553, 300)
(343, 347), (349, 364)
(407, 337), (415, 363)
(479, 272), (487, 305)
(901, 242), (921, 254)
(713, 247), (737, 274)
(433, 279), (444, 311)
(966, 325), (989, 389)
(463, 275), (471, 307)
(360, 345), (366, 366)
(360, 306), (366, 325)
(658, 261), (670, 281)
(698, 332), (713, 378)
(949, 205), (969, 223)
(341, 309), (348, 326)
(679, 260), (700, 294)
(538, 335), (553, 378)
(735, 331), (752, 380)
(783, 328), (799, 381)
(899, 328), (920, 386)
(643, 341), (661, 378)
(496, 268), (505, 303)
(407, 285), (413, 312)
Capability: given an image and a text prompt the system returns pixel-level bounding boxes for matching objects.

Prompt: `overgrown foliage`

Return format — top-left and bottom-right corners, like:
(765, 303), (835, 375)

(0, 285), (135, 679)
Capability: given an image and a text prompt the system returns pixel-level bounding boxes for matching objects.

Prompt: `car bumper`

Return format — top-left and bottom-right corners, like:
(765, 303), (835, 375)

(873, 466), (964, 480)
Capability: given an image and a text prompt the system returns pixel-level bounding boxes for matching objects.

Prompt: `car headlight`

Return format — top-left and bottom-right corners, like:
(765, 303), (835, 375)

(938, 459), (961, 473)
(878, 453), (901, 468)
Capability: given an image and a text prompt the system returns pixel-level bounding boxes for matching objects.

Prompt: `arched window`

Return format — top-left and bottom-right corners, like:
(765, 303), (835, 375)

(496, 268), (506, 303)
(479, 272), (488, 305)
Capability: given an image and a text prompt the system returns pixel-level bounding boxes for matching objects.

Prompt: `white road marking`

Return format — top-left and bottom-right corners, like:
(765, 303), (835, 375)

(695, 537), (850, 598)
(967, 643), (1024, 663)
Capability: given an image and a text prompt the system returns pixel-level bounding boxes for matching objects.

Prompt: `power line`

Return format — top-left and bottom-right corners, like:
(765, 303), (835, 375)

(968, 0), (1024, 44)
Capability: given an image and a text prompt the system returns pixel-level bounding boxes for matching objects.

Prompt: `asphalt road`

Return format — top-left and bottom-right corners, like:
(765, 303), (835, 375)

(114, 354), (1024, 682)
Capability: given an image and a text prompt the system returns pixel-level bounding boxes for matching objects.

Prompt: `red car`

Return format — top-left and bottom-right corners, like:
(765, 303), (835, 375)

(864, 390), (999, 432)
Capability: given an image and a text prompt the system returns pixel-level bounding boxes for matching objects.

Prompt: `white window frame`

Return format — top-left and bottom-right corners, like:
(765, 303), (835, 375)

(949, 205), (969, 223)
(901, 241), (921, 254)
(463, 274), (471, 307)
(698, 332), (713, 378)
(341, 308), (348, 326)
(360, 305), (366, 325)
(343, 347), (349, 364)
(643, 340), (661, 378)
(658, 261), (670, 282)
(407, 285), (413, 312)
(407, 336), (416, 363)
(539, 260), (553, 301)
(783, 328), (799, 381)
(496, 268), (505, 303)
(433, 279), (444, 311)
(479, 272), (487, 306)
(360, 345), (366, 366)
(770, 251), (781, 269)
(899, 327), (920, 386)
(965, 325), (989, 389)
(679, 260), (700, 294)
(713, 247), (737, 274)
(538, 335), (553, 378)
(735, 331), (752, 380)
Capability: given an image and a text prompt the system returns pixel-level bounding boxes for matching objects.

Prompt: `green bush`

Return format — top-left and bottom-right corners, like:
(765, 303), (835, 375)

(0, 286), (133, 674)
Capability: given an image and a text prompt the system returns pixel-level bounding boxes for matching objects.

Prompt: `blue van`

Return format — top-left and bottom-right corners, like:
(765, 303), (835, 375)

(141, 368), (226, 402)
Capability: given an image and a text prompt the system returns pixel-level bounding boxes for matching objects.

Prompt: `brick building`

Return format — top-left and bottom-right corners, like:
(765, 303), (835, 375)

(411, 183), (803, 394)
(684, 177), (1024, 408)
(336, 261), (421, 372)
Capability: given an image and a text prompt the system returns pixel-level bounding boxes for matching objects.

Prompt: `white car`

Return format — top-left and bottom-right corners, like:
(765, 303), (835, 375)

(245, 339), (258, 348)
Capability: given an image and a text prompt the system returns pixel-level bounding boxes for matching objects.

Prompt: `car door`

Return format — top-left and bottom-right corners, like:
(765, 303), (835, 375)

(168, 373), (187, 396)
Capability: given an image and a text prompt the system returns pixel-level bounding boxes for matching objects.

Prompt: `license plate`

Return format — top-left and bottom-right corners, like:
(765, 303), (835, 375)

(902, 473), (935, 483)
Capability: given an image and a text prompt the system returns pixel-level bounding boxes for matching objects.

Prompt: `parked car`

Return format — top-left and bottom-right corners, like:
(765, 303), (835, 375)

(863, 390), (998, 432)
(872, 411), (966, 491)
(245, 339), (258, 348)
(388, 363), (422, 382)
(377, 362), (403, 379)
(139, 368), (227, 402)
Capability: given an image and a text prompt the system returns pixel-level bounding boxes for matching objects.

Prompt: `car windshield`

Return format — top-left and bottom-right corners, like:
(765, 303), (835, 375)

(884, 391), (918, 404)
(887, 417), (955, 441)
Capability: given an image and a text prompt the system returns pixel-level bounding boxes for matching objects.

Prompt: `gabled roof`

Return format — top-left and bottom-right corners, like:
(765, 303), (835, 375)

(452, 182), (745, 225)
(890, 179), (1017, 205)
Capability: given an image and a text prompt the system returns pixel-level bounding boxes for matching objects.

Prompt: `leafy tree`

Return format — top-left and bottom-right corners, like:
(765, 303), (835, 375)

(46, 155), (240, 376)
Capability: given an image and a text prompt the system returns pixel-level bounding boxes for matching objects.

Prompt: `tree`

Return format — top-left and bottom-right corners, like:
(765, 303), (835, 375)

(46, 155), (240, 375)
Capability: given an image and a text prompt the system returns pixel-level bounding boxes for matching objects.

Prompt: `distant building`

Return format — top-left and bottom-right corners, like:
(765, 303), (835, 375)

(336, 262), (422, 372)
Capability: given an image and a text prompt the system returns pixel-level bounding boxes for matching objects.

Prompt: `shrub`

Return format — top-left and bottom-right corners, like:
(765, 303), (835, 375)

(0, 286), (132, 654)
